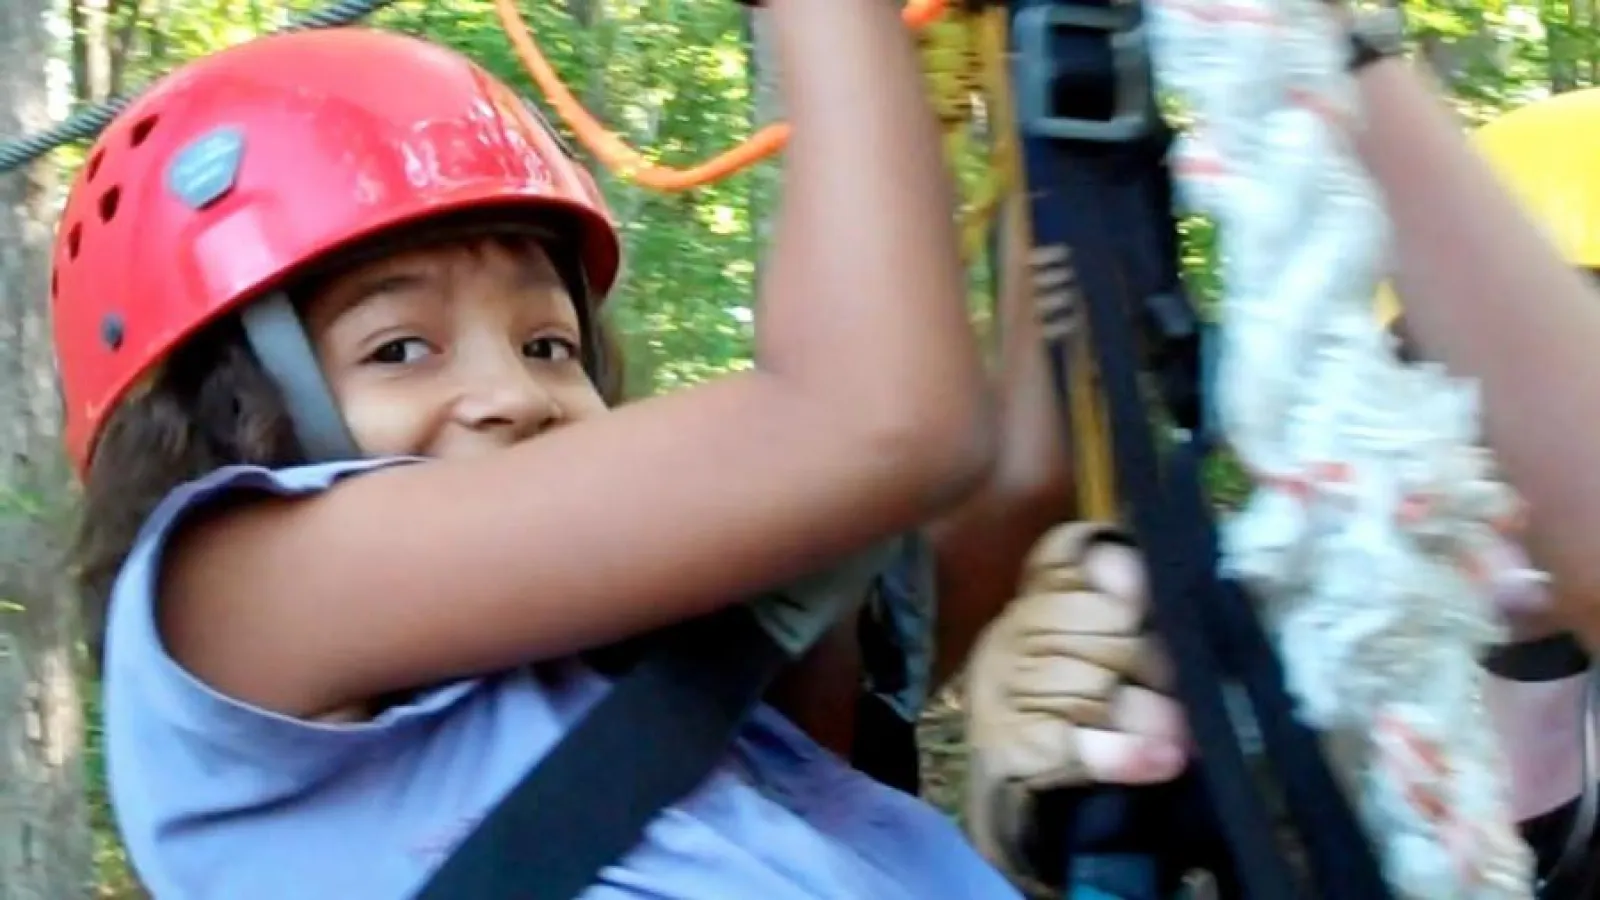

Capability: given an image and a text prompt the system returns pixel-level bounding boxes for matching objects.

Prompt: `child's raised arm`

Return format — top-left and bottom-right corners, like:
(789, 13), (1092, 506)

(1354, 57), (1600, 642)
(161, 0), (994, 718)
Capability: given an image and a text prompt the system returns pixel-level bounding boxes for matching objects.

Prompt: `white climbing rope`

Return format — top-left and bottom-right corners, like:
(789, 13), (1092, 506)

(1143, 2), (1539, 896)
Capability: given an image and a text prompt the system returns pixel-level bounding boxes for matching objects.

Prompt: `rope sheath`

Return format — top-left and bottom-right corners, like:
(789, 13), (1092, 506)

(1146, 0), (1538, 894)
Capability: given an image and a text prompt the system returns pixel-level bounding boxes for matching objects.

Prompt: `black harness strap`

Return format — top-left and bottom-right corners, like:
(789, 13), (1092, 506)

(1008, 0), (1394, 895)
(1485, 633), (1590, 682)
(411, 605), (788, 900)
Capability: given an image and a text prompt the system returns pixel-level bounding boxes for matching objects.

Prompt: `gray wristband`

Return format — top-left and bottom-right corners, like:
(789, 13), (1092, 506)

(750, 540), (901, 658)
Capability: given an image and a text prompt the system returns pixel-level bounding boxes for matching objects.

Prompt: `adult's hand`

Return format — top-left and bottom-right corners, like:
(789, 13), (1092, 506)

(964, 522), (1187, 888)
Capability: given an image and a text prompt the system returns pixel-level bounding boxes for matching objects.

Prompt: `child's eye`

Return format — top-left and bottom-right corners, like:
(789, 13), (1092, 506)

(523, 336), (579, 362)
(366, 338), (433, 365)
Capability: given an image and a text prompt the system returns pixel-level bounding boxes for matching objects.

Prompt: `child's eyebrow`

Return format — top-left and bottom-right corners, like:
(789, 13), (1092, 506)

(349, 271), (433, 302)
(305, 270), (434, 333)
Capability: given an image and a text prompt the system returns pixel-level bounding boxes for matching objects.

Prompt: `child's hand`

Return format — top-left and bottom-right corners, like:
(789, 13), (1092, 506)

(1481, 533), (1563, 639)
(963, 523), (1188, 888)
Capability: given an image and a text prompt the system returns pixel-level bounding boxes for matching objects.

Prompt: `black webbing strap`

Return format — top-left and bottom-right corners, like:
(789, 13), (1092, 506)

(1008, 0), (1394, 895)
(412, 605), (788, 899)
(1022, 143), (1299, 900)
(1484, 632), (1590, 682)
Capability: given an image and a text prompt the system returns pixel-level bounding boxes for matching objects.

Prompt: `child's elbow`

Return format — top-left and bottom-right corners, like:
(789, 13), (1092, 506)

(943, 389), (1002, 500)
(938, 410), (1001, 508)
(872, 386), (1000, 512)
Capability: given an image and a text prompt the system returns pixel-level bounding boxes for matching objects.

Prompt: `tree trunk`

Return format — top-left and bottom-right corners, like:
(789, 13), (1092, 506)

(1546, 0), (1580, 93)
(744, 3), (781, 288)
(0, 0), (93, 897)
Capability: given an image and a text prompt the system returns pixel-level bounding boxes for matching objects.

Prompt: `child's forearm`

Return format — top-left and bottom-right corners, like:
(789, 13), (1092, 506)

(1354, 58), (1600, 642)
(760, 0), (991, 485)
(988, 197), (1076, 512)
(928, 198), (1076, 687)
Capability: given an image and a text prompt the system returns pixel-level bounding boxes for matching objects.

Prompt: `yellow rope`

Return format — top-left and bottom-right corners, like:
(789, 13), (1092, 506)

(1069, 329), (1119, 521)
(940, 7), (1118, 520)
(916, 5), (1013, 263)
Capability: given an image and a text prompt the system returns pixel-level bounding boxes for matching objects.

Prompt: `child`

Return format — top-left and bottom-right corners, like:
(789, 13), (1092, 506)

(55, 7), (1028, 897)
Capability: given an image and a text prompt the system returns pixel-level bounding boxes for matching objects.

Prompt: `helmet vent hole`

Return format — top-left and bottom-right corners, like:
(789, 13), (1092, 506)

(100, 314), (125, 351)
(50, 270), (58, 298)
(67, 223), (82, 259)
(98, 186), (121, 223)
(130, 115), (159, 147)
(87, 150), (104, 182)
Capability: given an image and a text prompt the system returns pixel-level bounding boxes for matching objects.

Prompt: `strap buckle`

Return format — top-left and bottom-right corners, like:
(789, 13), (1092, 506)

(1014, 0), (1153, 143)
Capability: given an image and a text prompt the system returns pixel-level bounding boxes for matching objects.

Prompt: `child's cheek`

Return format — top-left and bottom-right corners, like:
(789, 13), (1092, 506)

(338, 390), (436, 459)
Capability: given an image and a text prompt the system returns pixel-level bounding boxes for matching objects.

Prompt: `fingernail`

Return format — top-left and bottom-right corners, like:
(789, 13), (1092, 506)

(1144, 743), (1185, 773)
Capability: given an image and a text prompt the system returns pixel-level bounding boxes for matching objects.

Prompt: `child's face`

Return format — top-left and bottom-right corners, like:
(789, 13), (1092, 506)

(301, 236), (606, 461)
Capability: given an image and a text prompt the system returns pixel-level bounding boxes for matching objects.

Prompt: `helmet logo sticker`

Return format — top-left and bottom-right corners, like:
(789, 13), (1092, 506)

(166, 126), (245, 210)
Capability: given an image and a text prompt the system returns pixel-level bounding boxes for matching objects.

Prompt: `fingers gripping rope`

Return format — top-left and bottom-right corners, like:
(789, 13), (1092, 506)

(0, 0), (400, 174)
(1143, 1), (1539, 897)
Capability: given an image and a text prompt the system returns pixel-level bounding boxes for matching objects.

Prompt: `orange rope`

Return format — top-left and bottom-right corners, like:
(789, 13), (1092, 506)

(493, 0), (951, 192)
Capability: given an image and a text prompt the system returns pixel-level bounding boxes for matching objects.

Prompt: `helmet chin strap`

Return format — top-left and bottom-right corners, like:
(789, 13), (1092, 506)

(239, 264), (606, 465)
(239, 292), (363, 463)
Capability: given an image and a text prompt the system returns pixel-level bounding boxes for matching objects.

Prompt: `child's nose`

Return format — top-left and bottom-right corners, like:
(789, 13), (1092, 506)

(452, 358), (562, 441)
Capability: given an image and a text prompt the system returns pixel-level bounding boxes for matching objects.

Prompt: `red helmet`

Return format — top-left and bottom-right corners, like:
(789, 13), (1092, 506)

(51, 28), (621, 472)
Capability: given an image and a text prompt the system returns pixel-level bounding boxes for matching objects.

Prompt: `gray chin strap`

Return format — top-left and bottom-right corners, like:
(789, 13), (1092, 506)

(239, 292), (361, 463)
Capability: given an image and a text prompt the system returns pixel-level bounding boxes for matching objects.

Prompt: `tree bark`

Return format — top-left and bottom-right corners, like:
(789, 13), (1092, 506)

(0, 0), (92, 897)
(106, 0), (143, 100)
(746, 4), (780, 259)
(66, 0), (116, 106)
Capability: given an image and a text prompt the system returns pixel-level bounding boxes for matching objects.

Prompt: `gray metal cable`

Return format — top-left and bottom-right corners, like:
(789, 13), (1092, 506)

(0, 0), (400, 174)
